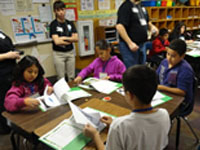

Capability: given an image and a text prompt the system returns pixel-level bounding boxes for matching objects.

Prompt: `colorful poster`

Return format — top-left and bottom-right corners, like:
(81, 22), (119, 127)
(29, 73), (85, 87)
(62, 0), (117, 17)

(98, 0), (110, 10)
(11, 16), (46, 42)
(81, 0), (94, 11)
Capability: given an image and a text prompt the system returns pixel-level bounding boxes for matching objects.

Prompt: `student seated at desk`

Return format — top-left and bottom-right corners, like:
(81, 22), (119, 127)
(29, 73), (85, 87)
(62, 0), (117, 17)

(83, 65), (170, 150)
(149, 28), (170, 57)
(4, 55), (53, 112)
(74, 40), (126, 83)
(169, 22), (193, 44)
(157, 39), (194, 111)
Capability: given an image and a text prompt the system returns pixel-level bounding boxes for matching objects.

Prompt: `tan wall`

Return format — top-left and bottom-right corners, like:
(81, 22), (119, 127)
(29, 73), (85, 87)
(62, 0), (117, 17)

(0, 0), (117, 77)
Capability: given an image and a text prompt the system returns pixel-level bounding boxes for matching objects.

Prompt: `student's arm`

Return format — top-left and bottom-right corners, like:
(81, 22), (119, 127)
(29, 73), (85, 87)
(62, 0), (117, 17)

(108, 61), (126, 81)
(0, 51), (20, 61)
(116, 24), (139, 51)
(83, 124), (104, 150)
(77, 58), (97, 80)
(157, 85), (186, 96)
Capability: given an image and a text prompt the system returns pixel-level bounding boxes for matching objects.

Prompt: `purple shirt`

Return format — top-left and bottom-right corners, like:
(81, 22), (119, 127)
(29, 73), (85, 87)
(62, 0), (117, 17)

(156, 59), (194, 104)
(4, 78), (52, 112)
(78, 56), (126, 82)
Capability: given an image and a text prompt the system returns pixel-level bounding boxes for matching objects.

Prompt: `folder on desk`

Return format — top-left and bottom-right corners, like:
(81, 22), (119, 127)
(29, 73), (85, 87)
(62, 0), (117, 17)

(79, 77), (122, 94)
(39, 102), (115, 150)
(116, 89), (172, 107)
(37, 78), (91, 112)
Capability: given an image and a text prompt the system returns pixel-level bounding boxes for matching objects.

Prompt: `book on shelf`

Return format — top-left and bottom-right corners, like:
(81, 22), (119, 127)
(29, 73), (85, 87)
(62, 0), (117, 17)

(38, 78), (91, 112)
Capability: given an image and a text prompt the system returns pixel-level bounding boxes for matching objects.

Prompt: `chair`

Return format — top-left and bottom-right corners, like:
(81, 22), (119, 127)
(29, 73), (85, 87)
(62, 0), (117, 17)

(175, 77), (200, 150)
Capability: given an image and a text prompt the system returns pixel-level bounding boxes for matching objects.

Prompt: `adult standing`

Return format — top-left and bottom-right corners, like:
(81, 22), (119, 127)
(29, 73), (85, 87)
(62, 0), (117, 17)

(0, 31), (20, 134)
(50, 1), (78, 81)
(116, 0), (158, 68)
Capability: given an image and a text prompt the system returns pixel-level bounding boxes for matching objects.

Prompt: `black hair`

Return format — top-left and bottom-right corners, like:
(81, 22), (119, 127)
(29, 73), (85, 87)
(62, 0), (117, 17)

(169, 22), (186, 41)
(168, 39), (187, 56)
(13, 55), (45, 89)
(159, 28), (168, 36)
(53, 0), (65, 11)
(95, 39), (111, 50)
(122, 65), (157, 105)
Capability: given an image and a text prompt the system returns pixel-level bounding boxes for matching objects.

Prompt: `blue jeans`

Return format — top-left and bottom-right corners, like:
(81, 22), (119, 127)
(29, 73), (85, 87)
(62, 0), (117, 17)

(119, 41), (146, 68)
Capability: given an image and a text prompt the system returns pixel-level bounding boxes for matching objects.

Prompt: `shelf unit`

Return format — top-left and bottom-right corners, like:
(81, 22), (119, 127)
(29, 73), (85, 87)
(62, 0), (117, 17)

(146, 6), (200, 32)
(95, 26), (119, 43)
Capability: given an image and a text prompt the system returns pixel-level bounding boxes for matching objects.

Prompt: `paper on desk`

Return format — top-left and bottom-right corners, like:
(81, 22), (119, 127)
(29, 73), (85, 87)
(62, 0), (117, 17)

(186, 49), (200, 57)
(90, 79), (121, 94)
(40, 119), (89, 149)
(68, 101), (105, 129)
(53, 78), (70, 100)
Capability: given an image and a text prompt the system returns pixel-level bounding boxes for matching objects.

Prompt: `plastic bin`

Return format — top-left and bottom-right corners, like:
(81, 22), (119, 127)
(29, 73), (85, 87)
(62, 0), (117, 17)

(161, 0), (167, 6)
(141, 0), (156, 7)
(167, 0), (173, 6)
(157, 0), (162, 6)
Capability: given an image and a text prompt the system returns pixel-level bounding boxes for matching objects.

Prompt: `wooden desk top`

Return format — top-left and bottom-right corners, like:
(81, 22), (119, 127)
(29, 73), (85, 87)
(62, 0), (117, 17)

(2, 88), (184, 134)
(34, 98), (130, 137)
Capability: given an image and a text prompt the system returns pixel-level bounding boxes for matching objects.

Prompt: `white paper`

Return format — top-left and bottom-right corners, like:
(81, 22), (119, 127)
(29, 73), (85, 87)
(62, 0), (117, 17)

(81, 0), (94, 11)
(53, 78), (70, 100)
(39, 4), (52, 22)
(15, 0), (32, 11)
(90, 79), (120, 94)
(38, 78), (91, 111)
(33, 0), (49, 3)
(115, 0), (123, 10)
(40, 119), (82, 149)
(98, 0), (110, 10)
(0, 0), (16, 16)
(65, 9), (76, 21)
(186, 49), (200, 57)
(69, 101), (98, 128)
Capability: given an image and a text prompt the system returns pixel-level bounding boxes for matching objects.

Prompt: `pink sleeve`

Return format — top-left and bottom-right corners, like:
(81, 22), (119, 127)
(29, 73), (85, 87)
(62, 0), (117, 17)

(109, 60), (126, 82)
(4, 85), (26, 112)
(44, 78), (52, 87)
(78, 59), (97, 79)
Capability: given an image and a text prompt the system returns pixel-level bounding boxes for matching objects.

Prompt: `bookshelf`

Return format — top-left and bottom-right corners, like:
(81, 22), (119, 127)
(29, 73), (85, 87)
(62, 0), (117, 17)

(146, 6), (200, 32)
(95, 26), (118, 43)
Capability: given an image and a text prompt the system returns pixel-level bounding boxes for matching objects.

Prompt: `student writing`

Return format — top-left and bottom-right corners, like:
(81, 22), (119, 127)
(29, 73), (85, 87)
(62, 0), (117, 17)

(4, 55), (53, 112)
(74, 40), (126, 84)
(83, 65), (170, 150)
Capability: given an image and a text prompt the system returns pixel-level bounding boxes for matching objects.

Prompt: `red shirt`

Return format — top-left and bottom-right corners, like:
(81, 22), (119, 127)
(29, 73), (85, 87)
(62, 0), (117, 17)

(149, 37), (170, 56)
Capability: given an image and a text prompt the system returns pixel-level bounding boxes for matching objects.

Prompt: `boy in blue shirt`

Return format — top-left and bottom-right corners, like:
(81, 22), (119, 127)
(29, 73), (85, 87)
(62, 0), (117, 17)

(157, 39), (194, 106)
(83, 65), (170, 150)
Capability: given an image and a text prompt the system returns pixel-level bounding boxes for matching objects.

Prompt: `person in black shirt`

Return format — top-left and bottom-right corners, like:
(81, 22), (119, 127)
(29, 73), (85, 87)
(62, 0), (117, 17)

(0, 31), (20, 134)
(50, 1), (78, 81)
(116, 0), (158, 68)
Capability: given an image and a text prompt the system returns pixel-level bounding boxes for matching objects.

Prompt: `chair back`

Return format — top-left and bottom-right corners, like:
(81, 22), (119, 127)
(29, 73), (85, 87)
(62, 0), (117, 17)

(180, 77), (198, 117)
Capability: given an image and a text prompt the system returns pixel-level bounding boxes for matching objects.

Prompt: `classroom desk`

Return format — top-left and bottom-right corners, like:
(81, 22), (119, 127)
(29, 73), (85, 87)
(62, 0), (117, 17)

(34, 98), (131, 150)
(2, 87), (184, 149)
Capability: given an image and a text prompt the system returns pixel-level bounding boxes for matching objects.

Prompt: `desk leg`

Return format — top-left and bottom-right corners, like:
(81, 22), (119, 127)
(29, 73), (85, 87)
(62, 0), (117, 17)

(176, 117), (181, 150)
(10, 130), (19, 150)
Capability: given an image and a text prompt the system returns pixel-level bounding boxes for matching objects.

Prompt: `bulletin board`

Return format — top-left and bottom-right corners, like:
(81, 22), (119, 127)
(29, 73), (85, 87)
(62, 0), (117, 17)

(0, 0), (124, 71)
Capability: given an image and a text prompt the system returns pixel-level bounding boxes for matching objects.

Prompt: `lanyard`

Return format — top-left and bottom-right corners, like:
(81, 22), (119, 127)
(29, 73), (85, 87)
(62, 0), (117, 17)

(28, 84), (35, 94)
(132, 107), (153, 113)
(136, 4), (146, 20)
(102, 58), (111, 72)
